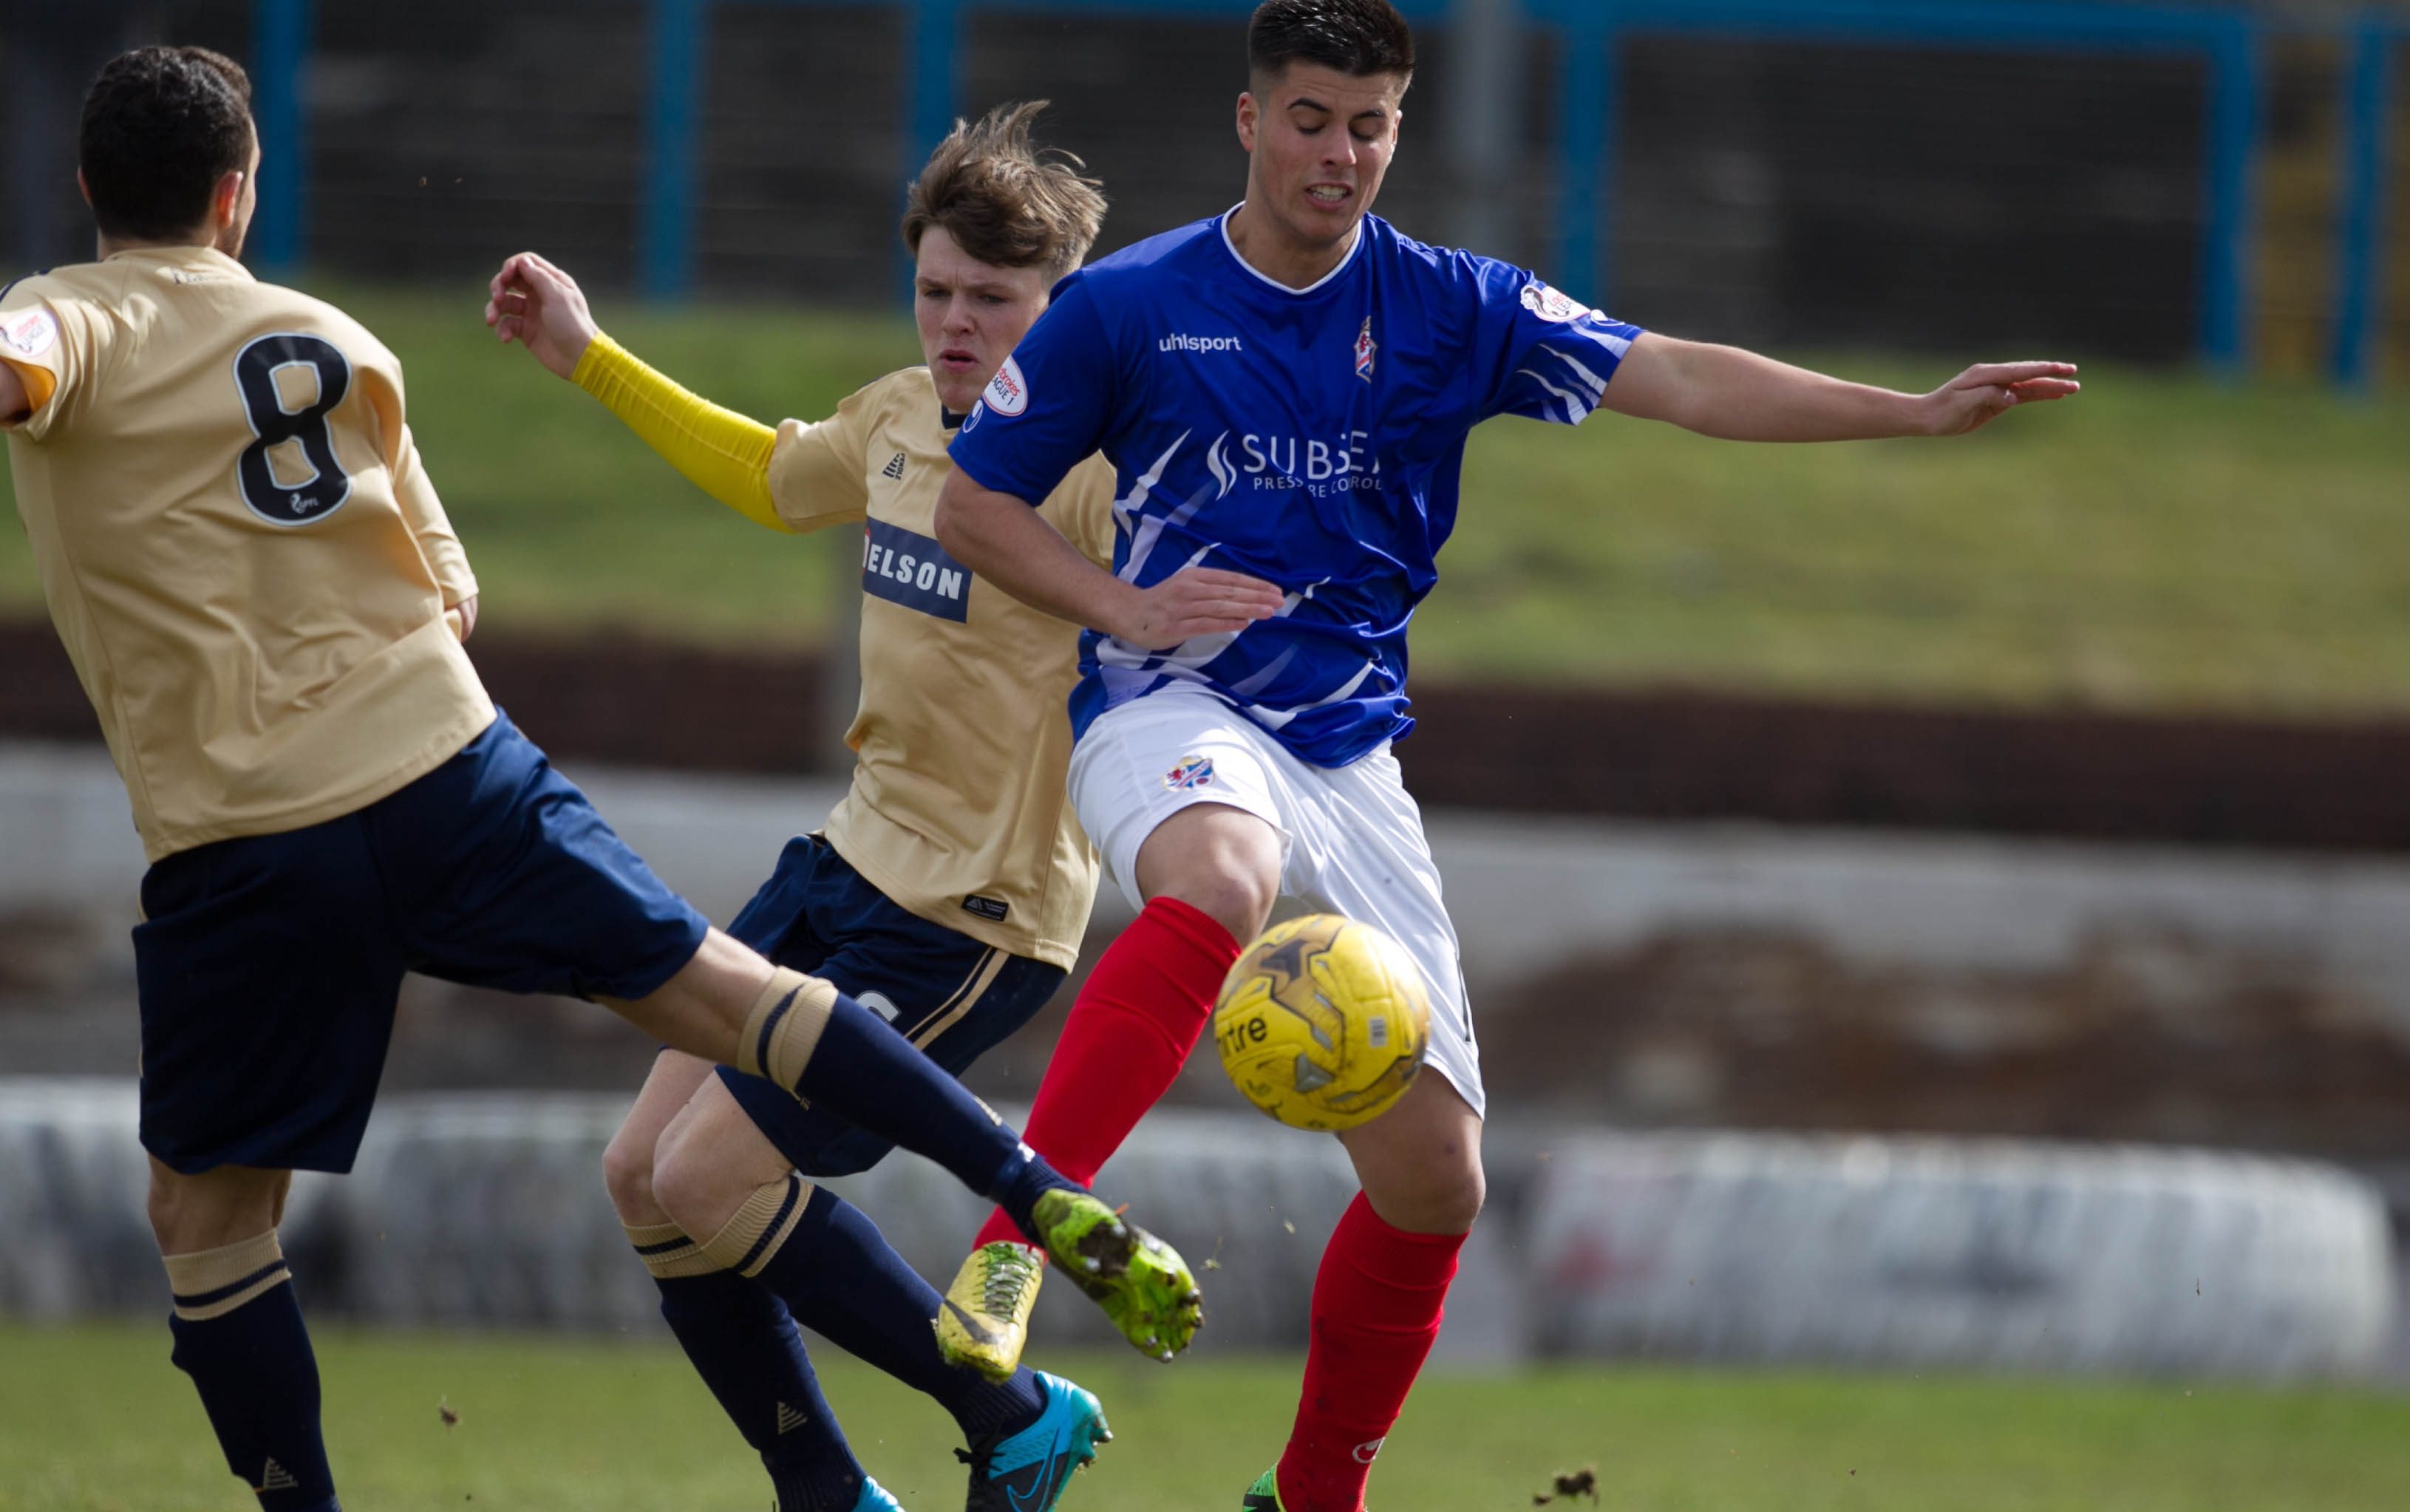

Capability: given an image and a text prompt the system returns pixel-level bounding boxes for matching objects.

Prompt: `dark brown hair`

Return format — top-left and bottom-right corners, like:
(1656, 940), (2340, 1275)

(900, 101), (1106, 282)
(1248, 0), (1416, 84)
(81, 47), (256, 242)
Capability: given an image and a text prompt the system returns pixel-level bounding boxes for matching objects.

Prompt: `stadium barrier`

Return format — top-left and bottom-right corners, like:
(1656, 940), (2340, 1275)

(1529, 1132), (2397, 1379)
(2, 1080), (2392, 1378)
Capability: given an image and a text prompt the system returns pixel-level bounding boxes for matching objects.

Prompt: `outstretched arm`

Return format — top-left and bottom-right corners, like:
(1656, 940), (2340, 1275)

(485, 251), (787, 532)
(1599, 333), (2079, 440)
(935, 469), (1284, 651)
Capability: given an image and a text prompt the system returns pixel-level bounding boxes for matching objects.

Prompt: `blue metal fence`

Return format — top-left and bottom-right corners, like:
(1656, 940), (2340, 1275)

(245, 0), (2401, 383)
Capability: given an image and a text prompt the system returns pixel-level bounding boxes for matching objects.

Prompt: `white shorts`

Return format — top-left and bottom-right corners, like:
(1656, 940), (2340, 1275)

(1067, 688), (1484, 1120)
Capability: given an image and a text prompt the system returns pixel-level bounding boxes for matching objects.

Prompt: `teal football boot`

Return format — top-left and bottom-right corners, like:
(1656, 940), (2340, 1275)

(959, 1370), (1112, 1512)
(854, 1475), (906, 1511)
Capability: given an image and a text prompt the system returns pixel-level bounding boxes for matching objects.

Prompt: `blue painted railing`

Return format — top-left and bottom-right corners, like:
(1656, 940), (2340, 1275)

(2332, 16), (2403, 389)
(246, 0), (2400, 383)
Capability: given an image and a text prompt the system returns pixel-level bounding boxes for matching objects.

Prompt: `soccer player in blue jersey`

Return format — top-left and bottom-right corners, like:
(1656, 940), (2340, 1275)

(932, 3), (2080, 1508)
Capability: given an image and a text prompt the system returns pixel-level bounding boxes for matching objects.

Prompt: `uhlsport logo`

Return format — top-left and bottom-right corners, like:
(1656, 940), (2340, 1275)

(1519, 280), (1591, 323)
(1352, 1437), (1387, 1465)
(1163, 754), (1216, 791)
(1161, 332), (1244, 353)
(983, 355), (1029, 416)
(1353, 316), (1377, 382)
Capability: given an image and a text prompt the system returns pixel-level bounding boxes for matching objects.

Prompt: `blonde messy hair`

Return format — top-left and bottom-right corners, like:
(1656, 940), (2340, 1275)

(900, 101), (1106, 282)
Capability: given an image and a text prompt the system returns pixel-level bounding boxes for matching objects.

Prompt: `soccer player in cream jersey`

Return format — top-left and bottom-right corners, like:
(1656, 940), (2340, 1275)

(482, 103), (1180, 1512)
(1, 52), (1193, 1512)
(933, 4), (2082, 1508)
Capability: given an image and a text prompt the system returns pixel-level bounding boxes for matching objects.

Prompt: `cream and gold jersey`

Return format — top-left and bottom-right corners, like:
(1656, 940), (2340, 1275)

(768, 368), (1116, 970)
(1, 247), (491, 862)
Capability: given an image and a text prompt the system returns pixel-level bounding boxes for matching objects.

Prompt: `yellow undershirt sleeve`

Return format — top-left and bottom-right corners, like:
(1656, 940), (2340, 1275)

(571, 330), (790, 534)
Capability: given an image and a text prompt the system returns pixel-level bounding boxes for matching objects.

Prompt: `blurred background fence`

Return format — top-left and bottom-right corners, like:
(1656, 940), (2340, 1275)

(5, 0), (2406, 382)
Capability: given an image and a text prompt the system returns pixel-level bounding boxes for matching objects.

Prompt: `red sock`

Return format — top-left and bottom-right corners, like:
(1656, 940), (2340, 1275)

(973, 896), (1239, 1250)
(1277, 1194), (1467, 1512)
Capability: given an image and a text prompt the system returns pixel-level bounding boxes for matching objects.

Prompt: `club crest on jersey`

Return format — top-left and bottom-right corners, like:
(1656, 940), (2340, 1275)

(1163, 754), (1216, 791)
(983, 355), (1029, 417)
(1, 307), (57, 359)
(1352, 316), (1377, 383)
(1519, 281), (1591, 324)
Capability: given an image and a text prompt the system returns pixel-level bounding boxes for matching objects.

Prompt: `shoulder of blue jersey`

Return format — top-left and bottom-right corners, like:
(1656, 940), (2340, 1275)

(1079, 213), (1228, 283)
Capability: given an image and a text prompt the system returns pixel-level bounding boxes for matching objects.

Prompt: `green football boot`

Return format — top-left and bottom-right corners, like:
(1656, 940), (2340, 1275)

(1029, 1188), (1203, 1363)
(936, 1240), (1046, 1383)
(1239, 1466), (1285, 1511)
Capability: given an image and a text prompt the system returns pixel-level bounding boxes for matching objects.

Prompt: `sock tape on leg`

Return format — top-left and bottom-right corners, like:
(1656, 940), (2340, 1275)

(695, 1174), (815, 1280)
(163, 1230), (291, 1323)
(624, 1220), (721, 1279)
(735, 967), (839, 1092)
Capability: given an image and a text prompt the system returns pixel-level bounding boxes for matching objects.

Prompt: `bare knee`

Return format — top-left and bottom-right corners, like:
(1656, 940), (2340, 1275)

(147, 1161), (287, 1255)
(650, 1120), (719, 1237)
(603, 1050), (717, 1226)
(650, 1087), (789, 1241)
(1135, 806), (1283, 943)
(1167, 867), (1279, 945)
(1339, 1074), (1486, 1236)
(1365, 1154), (1485, 1236)
(601, 1118), (662, 1225)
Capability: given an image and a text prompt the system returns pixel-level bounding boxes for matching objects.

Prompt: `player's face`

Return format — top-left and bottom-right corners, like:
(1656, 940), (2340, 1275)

(1238, 64), (1406, 253)
(913, 226), (1054, 414)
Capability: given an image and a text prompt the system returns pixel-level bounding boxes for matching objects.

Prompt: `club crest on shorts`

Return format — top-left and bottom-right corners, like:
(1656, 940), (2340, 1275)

(1353, 316), (1377, 383)
(1163, 754), (1216, 791)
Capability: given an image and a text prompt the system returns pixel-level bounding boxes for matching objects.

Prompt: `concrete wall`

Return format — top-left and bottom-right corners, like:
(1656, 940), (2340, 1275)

(1, 1080), (2392, 1378)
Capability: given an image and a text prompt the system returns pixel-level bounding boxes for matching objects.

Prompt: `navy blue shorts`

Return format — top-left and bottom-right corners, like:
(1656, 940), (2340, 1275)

(716, 834), (1066, 1177)
(135, 712), (710, 1176)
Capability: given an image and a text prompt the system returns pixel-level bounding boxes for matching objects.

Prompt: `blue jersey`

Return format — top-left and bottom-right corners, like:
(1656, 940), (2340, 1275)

(947, 210), (1644, 768)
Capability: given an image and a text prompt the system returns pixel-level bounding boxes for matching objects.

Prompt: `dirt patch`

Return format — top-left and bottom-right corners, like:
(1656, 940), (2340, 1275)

(1477, 924), (2410, 1157)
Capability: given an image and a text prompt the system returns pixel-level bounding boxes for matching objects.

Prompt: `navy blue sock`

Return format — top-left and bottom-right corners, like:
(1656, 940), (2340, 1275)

(163, 1235), (338, 1512)
(653, 1269), (864, 1512)
(790, 991), (1075, 1236)
(761, 1185), (1046, 1441)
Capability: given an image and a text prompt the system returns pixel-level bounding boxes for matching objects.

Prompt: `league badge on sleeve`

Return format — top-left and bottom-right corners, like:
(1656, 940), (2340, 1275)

(983, 355), (1029, 417)
(1519, 282), (1592, 324)
(1, 307), (58, 360)
(1353, 317), (1377, 384)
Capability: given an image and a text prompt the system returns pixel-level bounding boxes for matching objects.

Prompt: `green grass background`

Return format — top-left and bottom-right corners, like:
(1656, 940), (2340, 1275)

(4, 1322), (2406, 1511)
(6, 285), (2410, 716)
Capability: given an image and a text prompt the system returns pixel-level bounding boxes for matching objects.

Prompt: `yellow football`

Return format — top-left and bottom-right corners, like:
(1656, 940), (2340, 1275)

(1212, 913), (1432, 1132)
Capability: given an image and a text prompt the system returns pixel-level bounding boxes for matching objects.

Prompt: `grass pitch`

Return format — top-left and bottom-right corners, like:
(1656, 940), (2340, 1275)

(4, 1321), (2408, 1511)
(6, 286), (2410, 717)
